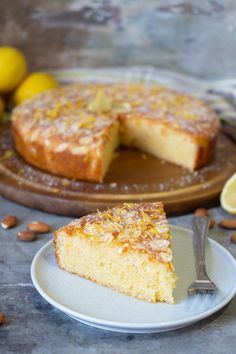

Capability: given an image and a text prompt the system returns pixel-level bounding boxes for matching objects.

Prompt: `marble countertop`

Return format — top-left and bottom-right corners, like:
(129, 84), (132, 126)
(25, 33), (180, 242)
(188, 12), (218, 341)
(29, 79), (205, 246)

(0, 196), (235, 354)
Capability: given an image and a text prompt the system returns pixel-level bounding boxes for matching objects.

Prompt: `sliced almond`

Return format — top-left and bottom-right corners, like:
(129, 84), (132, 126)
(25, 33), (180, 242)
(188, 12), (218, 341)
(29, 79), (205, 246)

(70, 145), (88, 155)
(102, 233), (114, 244)
(209, 219), (216, 229)
(54, 142), (68, 153)
(149, 239), (170, 251)
(219, 219), (236, 229)
(27, 221), (51, 234)
(158, 251), (172, 263)
(1, 215), (17, 229)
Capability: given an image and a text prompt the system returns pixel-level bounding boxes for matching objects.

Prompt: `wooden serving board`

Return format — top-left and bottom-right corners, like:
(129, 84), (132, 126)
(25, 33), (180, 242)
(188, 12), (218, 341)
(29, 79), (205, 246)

(0, 124), (236, 216)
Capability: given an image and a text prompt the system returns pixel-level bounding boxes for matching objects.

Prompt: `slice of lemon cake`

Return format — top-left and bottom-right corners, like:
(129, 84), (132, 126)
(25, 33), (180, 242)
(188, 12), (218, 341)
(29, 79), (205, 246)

(54, 202), (177, 303)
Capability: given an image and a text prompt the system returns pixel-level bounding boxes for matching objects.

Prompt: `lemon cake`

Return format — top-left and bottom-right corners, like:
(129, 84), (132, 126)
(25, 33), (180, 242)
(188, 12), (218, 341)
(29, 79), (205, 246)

(54, 202), (177, 303)
(12, 83), (220, 182)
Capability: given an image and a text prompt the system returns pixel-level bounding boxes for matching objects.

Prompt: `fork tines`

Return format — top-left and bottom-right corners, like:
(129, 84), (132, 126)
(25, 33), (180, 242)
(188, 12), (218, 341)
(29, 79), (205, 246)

(188, 280), (218, 296)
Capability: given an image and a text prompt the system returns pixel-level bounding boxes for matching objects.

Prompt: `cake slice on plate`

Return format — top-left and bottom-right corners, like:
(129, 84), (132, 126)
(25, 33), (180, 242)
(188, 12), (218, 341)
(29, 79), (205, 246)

(54, 202), (177, 303)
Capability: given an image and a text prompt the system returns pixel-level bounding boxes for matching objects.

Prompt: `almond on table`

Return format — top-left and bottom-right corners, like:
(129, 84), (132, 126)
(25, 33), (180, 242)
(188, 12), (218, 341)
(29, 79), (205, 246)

(230, 234), (236, 244)
(194, 208), (208, 217)
(0, 312), (5, 325)
(193, 209), (215, 228)
(209, 219), (216, 229)
(1, 215), (17, 229)
(27, 221), (51, 234)
(219, 220), (236, 229)
(17, 230), (37, 242)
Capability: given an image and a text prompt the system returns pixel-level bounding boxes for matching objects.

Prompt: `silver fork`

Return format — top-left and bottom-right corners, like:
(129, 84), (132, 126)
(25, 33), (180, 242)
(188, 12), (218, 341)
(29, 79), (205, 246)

(188, 216), (218, 296)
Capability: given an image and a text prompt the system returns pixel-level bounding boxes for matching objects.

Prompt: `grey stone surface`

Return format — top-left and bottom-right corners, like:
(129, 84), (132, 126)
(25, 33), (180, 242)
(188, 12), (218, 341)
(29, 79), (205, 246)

(0, 195), (235, 354)
(1, 0), (236, 79)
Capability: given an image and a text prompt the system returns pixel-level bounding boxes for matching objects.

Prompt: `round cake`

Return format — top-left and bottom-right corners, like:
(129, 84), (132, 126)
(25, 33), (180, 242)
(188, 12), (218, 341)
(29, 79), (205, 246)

(11, 83), (220, 182)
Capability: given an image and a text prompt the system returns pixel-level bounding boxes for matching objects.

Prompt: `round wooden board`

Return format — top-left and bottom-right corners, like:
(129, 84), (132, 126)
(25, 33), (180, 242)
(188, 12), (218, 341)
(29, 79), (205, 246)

(0, 124), (235, 216)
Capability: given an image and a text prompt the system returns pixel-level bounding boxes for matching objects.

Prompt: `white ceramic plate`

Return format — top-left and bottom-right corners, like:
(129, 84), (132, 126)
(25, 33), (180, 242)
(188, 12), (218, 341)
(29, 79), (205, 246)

(31, 226), (236, 333)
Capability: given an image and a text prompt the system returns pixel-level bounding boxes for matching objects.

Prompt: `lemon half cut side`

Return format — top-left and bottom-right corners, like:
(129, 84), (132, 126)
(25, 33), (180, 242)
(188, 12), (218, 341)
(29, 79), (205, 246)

(220, 173), (236, 214)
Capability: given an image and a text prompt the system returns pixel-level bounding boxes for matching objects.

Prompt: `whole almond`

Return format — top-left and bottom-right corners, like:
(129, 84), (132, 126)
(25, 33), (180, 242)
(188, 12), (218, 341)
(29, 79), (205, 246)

(1, 215), (17, 229)
(219, 220), (236, 229)
(194, 208), (208, 217)
(17, 230), (37, 242)
(27, 221), (51, 234)
(0, 312), (5, 325)
(209, 219), (216, 229)
(230, 234), (236, 244)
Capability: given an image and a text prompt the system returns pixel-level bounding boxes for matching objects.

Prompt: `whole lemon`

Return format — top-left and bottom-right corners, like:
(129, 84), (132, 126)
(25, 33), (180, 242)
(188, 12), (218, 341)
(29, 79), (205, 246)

(0, 97), (5, 122)
(13, 72), (58, 105)
(0, 46), (27, 93)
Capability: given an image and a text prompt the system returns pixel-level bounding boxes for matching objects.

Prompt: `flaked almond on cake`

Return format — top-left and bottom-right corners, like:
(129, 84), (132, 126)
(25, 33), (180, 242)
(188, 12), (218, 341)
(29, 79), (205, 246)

(12, 83), (220, 182)
(54, 202), (177, 304)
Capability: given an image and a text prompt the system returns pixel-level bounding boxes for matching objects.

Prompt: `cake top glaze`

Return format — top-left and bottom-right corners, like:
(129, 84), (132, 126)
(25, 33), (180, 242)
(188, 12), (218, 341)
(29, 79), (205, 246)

(62, 202), (173, 263)
(12, 83), (220, 145)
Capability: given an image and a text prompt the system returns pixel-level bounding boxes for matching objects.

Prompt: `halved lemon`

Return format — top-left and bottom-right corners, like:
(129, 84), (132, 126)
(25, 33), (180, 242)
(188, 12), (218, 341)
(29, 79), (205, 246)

(220, 173), (236, 214)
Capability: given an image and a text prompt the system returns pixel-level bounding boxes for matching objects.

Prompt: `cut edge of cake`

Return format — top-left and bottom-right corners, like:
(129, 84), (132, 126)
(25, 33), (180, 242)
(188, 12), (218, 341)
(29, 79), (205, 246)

(120, 116), (216, 171)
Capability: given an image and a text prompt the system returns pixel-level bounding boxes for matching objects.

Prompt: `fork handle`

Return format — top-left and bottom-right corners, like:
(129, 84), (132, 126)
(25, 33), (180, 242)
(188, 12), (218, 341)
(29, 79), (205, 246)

(192, 216), (210, 280)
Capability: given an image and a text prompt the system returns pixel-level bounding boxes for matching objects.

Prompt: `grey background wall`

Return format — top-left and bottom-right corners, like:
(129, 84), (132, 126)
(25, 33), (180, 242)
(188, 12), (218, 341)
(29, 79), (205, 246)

(0, 0), (235, 79)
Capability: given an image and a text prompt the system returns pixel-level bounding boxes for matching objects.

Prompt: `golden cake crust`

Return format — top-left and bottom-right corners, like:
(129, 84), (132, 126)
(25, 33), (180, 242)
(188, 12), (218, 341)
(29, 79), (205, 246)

(11, 83), (220, 181)
(54, 202), (173, 264)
